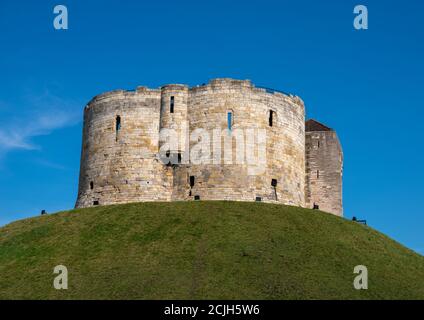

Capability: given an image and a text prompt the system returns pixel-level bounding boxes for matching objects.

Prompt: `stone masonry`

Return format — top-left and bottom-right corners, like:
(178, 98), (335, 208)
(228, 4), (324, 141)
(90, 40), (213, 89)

(75, 78), (343, 216)
(305, 120), (343, 216)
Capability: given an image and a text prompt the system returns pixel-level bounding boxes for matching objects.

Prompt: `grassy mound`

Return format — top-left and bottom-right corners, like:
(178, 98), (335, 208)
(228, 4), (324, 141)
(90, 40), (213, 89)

(0, 201), (422, 299)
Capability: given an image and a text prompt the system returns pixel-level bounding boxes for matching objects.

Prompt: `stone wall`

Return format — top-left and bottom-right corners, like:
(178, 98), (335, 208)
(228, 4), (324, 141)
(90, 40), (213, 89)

(179, 79), (305, 205)
(305, 120), (343, 216)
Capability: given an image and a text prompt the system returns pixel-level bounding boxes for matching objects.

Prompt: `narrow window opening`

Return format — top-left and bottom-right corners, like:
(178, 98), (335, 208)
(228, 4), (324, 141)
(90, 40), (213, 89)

(194, 195), (200, 201)
(164, 150), (172, 166)
(116, 116), (121, 131)
(227, 111), (233, 131)
(170, 96), (175, 113)
(177, 152), (182, 164)
(90, 181), (94, 190)
(271, 179), (278, 201)
(255, 197), (262, 202)
(189, 176), (195, 188)
(317, 141), (320, 148)
(269, 110), (274, 127)
(317, 170), (320, 179)
(93, 200), (99, 206)
(115, 115), (121, 142)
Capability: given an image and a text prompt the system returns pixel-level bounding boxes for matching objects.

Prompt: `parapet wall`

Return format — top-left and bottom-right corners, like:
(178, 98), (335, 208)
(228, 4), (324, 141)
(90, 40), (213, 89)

(76, 78), (344, 213)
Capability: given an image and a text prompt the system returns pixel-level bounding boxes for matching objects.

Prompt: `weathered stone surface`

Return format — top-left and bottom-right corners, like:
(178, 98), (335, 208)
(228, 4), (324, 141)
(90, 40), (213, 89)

(75, 78), (343, 216)
(305, 120), (343, 216)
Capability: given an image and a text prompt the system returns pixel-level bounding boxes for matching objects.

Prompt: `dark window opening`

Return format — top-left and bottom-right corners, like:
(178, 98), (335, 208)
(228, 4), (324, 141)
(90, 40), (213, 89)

(90, 181), (94, 190)
(269, 110), (274, 127)
(189, 190), (192, 196)
(194, 195), (200, 201)
(93, 200), (99, 206)
(271, 179), (278, 201)
(227, 112), (233, 131)
(162, 150), (183, 166)
(165, 150), (171, 166)
(116, 116), (121, 131)
(317, 170), (320, 179)
(255, 197), (262, 202)
(161, 150), (171, 166)
(170, 96), (175, 113)
(189, 176), (195, 188)
(317, 141), (320, 148)
(115, 115), (121, 142)
(313, 203), (319, 210)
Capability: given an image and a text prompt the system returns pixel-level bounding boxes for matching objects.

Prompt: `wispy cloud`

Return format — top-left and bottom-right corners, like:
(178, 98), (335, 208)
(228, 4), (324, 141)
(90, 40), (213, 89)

(33, 158), (68, 171)
(0, 91), (80, 156)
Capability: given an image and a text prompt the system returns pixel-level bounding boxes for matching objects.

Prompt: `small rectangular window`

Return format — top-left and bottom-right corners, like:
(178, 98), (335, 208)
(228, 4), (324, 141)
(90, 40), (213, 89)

(271, 179), (278, 201)
(115, 115), (121, 142)
(93, 200), (99, 206)
(269, 110), (274, 127)
(116, 115), (121, 131)
(317, 170), (320, 179)
(255, 197), (262, 202)
(227, 112), (232, 131)
(194, 195), (200, 200)
(170, 96), (174, 113)
(189, 176), (195, 188)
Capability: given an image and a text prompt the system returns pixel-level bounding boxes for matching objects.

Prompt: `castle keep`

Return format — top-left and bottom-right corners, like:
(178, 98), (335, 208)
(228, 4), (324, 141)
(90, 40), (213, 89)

(75, 78), (343, 216)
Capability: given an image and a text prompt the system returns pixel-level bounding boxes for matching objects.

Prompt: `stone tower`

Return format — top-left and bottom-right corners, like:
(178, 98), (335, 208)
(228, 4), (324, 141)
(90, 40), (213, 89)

(305, 119), (343, 216)
(75, 78), (343, 216)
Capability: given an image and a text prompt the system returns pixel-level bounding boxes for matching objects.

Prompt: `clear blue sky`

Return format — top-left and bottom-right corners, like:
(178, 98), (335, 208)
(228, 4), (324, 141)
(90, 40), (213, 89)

(0, 0), (423, 254)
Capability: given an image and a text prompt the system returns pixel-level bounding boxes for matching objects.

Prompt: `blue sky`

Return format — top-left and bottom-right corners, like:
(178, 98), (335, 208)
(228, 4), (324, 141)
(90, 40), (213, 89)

(0, 0), (423, 254)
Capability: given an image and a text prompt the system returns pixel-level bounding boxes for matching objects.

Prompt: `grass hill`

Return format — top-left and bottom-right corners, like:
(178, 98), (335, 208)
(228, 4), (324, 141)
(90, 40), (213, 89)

(0, 201), (423, 300)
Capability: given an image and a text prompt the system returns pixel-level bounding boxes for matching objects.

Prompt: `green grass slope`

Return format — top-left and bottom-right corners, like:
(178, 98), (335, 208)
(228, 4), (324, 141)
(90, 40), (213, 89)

(0, 201), (423, 300)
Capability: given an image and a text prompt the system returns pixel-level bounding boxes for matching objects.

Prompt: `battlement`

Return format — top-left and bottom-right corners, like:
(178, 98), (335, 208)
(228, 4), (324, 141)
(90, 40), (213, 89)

(161, 84), (189, 91)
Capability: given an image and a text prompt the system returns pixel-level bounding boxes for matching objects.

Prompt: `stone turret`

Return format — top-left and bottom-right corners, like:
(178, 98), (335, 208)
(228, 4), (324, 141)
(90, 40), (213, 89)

(304, 119), (343, 216)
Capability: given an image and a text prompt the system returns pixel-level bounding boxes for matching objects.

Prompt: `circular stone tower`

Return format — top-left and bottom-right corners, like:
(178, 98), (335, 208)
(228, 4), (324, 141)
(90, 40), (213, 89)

(75, 78), (306, 208)
(75, 87), (173, 208)
(178, 79), (305, 206)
